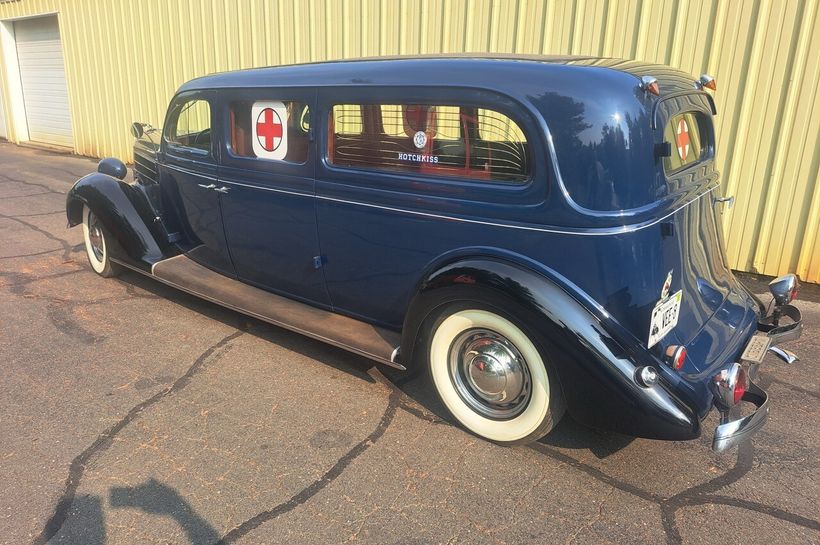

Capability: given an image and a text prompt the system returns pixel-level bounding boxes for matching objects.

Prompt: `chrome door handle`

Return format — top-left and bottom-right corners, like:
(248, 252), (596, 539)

(213, 186), (230, 193)
(714, 195), (735, 209)
(197, 183), (216, 189)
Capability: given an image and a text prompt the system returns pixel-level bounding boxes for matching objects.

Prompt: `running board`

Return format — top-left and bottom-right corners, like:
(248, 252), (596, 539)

(138, 255), (404, 370)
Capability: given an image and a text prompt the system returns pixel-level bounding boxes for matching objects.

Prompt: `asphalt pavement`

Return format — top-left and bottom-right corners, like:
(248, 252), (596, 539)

(1, 141), (818, 545)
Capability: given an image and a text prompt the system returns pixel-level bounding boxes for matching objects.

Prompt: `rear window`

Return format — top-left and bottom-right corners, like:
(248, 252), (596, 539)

(663, 112), (707, 173)
(328, 103), (530, 183)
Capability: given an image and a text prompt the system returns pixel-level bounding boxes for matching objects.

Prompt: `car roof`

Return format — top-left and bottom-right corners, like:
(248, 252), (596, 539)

(176, 54), (698, 95)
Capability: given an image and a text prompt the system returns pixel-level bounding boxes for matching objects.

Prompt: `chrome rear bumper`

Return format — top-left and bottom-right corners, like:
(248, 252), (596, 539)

(758, 303), (802, 345)
(712, 381), (768, 452)
(710, 302), (802, 452)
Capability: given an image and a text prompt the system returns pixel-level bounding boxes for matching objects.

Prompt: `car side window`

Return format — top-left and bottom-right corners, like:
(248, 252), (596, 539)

(329, 103), (530, 183)
(165, 99), (211, 153)
(228, 100), (310, 164)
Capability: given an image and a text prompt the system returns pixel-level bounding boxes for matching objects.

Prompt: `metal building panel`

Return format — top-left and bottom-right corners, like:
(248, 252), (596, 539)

(0, 0), (817, 282)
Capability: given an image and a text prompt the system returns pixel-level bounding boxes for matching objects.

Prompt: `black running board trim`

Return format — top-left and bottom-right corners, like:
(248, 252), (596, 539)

(113, 255), (405, 370)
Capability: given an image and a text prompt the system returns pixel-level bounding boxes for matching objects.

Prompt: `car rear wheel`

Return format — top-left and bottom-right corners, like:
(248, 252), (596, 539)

(426, 305), (564, 444)
(82, 205), (121, 278)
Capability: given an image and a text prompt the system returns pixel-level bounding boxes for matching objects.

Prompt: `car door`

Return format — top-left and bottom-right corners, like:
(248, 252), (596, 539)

(159, 91), (234, 275)
(216, 89), (330, 307)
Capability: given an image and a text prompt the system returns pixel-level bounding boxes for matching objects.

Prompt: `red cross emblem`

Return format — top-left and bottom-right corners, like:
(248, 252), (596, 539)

(256, 108), (283, 152)
(676, 118), (690, 161)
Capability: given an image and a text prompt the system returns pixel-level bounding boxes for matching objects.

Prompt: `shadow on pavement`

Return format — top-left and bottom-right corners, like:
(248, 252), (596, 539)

(115, 268), (636, 460)
(115, 269), (377, 384)
(110, 478), (220, 545)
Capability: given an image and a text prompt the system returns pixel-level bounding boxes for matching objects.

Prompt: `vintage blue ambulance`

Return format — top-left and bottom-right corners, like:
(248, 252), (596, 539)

(66, 55), (803, 450)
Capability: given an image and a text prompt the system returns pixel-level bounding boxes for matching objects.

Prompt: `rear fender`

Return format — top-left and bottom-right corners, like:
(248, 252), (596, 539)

(66, 172), (170, 271)
(402, 254), (700, 440)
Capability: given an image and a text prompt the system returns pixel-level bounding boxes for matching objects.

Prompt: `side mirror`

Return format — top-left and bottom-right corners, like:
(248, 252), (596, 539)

(768, 274), (799, 306)
(98, 157), (127, 180)
(130, 122), (144, 139)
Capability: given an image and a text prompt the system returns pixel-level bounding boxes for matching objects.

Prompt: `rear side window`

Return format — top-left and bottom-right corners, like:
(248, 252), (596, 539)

(329, 103), (530, 183)
(663, 112), (707, 173)
(165, 99), (211, 153)
(229, 100), (310, 163)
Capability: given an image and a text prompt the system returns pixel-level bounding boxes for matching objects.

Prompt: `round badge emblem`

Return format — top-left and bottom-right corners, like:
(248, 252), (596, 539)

(413, 131), (427, 149)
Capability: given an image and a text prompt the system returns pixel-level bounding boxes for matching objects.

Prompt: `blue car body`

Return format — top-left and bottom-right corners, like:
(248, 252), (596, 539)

(66, 55), (802, 449)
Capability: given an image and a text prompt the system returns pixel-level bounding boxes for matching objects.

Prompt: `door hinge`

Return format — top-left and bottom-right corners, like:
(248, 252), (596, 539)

(312, 255), (324, 269)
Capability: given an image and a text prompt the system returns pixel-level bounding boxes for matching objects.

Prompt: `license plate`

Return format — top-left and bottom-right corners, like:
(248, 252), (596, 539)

(740, 334), (771, 364)
(648, 290), (682, 348)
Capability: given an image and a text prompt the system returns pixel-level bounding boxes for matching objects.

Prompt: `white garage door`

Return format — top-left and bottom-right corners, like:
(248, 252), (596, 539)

(0, 82), (7, 139)
(14, 16), (73, 148)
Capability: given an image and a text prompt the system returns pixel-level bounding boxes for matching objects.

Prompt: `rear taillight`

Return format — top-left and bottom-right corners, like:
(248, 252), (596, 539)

(733, 367), (748, 405)
(769, 274), (799, 306)
(711, 363), (747, 410)
(664, 345), (687, 370)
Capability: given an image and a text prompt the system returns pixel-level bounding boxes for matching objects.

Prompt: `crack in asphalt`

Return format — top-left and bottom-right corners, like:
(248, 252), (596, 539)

(767, 376), (820, 400)
(216, 372), (400, 544)
(5, 210), (65, 218)
(0, 247), (64, 260)
(1, 269), (128, 344)
(387, 375), (818, 543)
(0, 211), (75, 261)
(682, 494), (820, 530)
(0, 171), (67, 195)
(1, 191), (56, 199)
(29, 328), (246, 545)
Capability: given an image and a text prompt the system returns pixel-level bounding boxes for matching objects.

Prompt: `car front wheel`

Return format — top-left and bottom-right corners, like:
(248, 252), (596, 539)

(427, 306), (564, 445)
(82, 205), (121, 278)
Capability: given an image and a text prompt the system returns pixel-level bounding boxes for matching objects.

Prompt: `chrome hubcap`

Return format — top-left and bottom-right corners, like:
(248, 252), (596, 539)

(87, 212), (104, 262)
(449, 328), (531, 420)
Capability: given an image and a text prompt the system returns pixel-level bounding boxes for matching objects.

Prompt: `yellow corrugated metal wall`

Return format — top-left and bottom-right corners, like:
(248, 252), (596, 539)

(0, 0), (818, 282)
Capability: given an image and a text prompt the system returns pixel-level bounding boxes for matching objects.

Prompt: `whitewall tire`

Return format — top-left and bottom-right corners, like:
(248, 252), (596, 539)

(427, 307), (562, 444)
(82, 205), (120, 278)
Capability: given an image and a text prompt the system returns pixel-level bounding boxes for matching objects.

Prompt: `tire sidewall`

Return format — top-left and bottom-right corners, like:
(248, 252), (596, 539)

(82, 205), (110, 275)
(425, 299), (564, 445)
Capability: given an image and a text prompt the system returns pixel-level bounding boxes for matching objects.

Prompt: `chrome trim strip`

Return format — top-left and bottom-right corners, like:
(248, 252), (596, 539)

(316, 187), (714, 236)
(164, 164), (218, 181)
(219, 179), (313, 198)
(161, 165), (713, 236)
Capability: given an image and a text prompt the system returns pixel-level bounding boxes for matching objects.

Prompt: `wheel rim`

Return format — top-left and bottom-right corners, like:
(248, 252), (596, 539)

(87, 211), (105, 262)
(448, 328), (532, 420)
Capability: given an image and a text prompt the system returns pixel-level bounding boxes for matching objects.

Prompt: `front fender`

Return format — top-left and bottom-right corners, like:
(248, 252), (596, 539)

(403, 256), (700, 440)
(66, 172), (169, 271)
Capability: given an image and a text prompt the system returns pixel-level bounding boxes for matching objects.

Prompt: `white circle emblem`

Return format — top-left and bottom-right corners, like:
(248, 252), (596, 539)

(413, 131), (427, 149)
